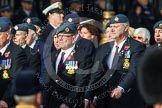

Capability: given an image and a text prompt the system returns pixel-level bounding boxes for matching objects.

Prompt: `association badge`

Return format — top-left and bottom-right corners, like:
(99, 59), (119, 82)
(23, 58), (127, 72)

(123, 59), (130, 69)
(3, 70), (10, 79)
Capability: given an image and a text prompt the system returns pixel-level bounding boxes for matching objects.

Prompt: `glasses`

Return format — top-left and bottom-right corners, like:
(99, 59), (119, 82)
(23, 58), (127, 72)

(132, 36), (143, 40)
(57, 34), (73, 39)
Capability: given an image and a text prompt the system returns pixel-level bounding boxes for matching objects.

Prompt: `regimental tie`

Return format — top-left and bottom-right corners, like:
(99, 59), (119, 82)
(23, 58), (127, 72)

(58, 52), (65, 73)
(111, 45), (119, 69)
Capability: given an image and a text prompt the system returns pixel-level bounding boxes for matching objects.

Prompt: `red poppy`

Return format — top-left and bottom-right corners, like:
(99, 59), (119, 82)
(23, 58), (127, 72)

(67, 56), (72, 61)
(4, 52), (10, 58)
(37, 49), (40, 53)
(124, 46), (129, 51)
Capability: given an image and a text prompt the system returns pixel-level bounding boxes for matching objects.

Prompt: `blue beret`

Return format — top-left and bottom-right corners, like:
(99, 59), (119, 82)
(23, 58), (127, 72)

(22, 0), (33, 3)
(0, 22), (10, 32)
(111, 14), (129, 24)
(0, 17), (12, 26)
(106, 19), (112, 28)
(14, 68), (41, 96)
(14, 23), (28, 33)
(154, 20), (162, 29)
(23, 17), (43, 27)
(64, 13), (81, 24)
(55, 22), (77, 35)
(0, 5), (11, 12)
(27, 23), (36, 32)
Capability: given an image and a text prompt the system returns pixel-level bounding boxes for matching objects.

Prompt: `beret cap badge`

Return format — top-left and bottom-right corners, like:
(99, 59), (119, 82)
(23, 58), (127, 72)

(58, 2), (62, 9)
(26, 18), (32, 24)
(159, 24), (162, 28)
(68, 18), (73, 22)
(14, 26), (18, 30)
(65, 27), (69, 32)
(115, 17), (119, 22)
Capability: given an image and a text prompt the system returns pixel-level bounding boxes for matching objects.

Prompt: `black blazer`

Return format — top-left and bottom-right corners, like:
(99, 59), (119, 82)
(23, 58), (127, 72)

(85, 37), (146, 108)
(24, 45), (41, 73)
(45, 41), (95, 107)
(39, 23), (54, 42)
(0, 41), (27, 106)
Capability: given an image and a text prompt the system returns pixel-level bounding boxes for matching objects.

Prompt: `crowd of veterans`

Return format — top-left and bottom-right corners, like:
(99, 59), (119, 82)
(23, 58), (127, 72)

(0, 0), (162, 108)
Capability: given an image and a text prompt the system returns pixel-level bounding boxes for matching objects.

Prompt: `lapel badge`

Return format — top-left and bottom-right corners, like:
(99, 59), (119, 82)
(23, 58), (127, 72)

(3, 70), (10, 79)
(4, 52), (10, 58)
(115, 17), (119, 22)
(65, 27), (69, 32)
(125, 50), (131, 58)
(123, 59), (130, 69)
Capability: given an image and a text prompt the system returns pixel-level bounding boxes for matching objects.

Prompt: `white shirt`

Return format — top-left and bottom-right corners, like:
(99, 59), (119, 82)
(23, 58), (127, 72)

(50, 23), (57, 29)
(22, 44), (27, 49)
(56, 45), (75, 73)
(30, 36), (38, 49)
(107, 39), (127, 69)
(0, 41), (10, 56)
(23, 9), (30, 16)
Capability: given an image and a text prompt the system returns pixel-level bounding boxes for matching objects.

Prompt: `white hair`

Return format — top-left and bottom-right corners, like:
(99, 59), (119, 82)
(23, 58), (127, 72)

(134, 27), (150, 41)
(14, 95), (35, 104)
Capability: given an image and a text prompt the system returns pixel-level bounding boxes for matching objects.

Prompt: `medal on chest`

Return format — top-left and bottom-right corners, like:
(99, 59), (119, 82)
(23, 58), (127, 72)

(3, 70), (10, 79)
(65, 49), (78, 75)
(123, 46), (131, 69)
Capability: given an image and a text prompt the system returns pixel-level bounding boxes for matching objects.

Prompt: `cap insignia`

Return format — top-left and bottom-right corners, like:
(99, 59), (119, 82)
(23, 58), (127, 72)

(65, 27), (69, 32)
(14, 26), (18, 30)
(68, 18), (73, 22)
(159, 24), (162, 29)
(26, 18), (32, 24)
(115, 17), (119, 22)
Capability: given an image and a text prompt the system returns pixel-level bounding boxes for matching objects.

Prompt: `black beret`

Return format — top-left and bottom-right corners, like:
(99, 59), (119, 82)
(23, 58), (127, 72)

(154, 20), (162, 29)
(0, 22), (10, 32)
(27, 23), (36, 32)
(138, 47), (162, 104)
(14, 23), (28, 33)
(55, 22), (77, 35)
(111, 14), (129, 24)
(14, 68), (41, 96)
(23, 17), (43, 27)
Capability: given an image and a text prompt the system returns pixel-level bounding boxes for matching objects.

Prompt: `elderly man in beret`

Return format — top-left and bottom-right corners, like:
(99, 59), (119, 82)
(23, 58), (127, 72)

(43, 22), (95, 108)
(13, 23), (40, 76)
(13, 68), (42, 108)
(84, 14), (146, 108)
(0, 22), (27, 108)
(23, 17), (43, 36)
